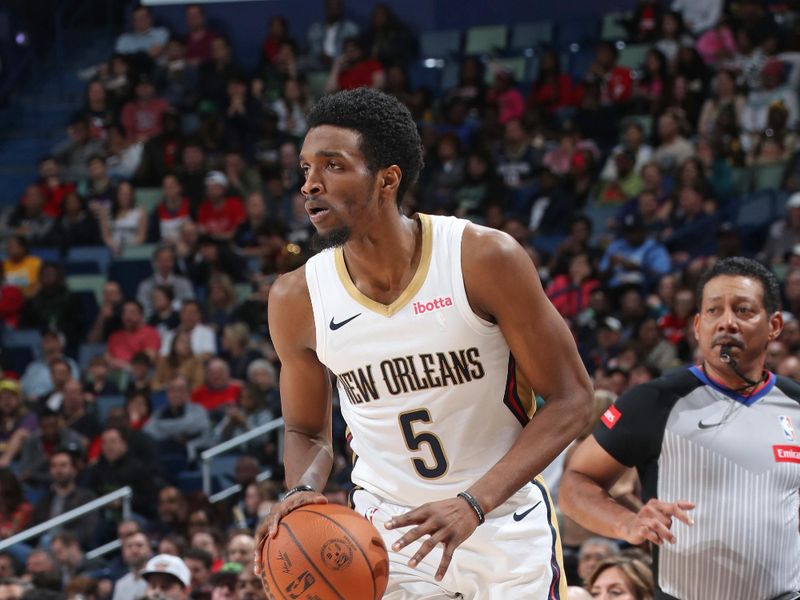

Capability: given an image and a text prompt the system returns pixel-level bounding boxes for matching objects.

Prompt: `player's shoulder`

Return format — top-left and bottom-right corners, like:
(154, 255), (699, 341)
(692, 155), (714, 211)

(774, 374), (800, 405)
(462, 221), (521, 257)
(269, 265), (310, 311)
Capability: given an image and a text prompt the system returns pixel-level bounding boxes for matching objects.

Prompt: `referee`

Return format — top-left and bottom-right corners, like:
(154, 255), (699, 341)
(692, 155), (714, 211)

(559, 257), (800, 600)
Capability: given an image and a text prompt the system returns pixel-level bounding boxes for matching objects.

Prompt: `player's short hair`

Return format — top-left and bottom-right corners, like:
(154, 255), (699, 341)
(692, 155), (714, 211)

(696, 257), (780, 315)
(306, 88), (424, 205)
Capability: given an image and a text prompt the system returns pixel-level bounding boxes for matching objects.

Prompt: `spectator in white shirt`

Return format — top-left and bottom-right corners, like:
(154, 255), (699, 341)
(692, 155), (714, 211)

(137, 246), (195, 317)
(160, 300), (217, 358)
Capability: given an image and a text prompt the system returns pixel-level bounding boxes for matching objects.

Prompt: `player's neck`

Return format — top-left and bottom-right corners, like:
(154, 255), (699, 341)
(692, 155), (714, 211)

(343, 211), (420, 290)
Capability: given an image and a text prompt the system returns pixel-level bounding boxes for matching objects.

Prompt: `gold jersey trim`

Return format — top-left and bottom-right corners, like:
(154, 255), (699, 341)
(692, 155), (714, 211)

(334, 213), (433, 317)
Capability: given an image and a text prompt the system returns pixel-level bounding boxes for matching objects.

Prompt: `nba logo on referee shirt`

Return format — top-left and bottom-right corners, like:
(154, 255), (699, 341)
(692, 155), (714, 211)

(780, 415), (797, 442)
(601, 405), (621, 429)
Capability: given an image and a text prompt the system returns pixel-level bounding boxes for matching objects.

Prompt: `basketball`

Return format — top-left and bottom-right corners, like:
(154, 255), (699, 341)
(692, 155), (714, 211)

(259, 503), (390, 600)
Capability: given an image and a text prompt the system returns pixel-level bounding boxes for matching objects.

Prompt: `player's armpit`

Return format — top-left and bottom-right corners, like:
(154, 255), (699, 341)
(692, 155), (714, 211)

(459, 225), (594, 513)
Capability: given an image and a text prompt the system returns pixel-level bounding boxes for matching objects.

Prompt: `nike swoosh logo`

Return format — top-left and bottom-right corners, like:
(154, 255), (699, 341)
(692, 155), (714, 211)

(513, 500), (542, 521)
(697, 419), (723, 429)
(329, 313), (361, 330)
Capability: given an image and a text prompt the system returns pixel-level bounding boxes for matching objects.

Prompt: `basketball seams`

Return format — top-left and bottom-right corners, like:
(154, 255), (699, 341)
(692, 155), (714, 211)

(293, 508), (380, 600)
(263, 535), (290, 600)
(282, 521), (346, 600)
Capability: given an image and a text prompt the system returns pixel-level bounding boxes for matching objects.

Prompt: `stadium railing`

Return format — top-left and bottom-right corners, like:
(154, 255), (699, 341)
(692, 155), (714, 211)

(0, 486), (133, 552)
(199, 417), (285, 495)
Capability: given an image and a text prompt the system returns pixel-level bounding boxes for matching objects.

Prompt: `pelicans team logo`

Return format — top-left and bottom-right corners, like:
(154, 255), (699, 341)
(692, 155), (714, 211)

(779, 415), (796, 442)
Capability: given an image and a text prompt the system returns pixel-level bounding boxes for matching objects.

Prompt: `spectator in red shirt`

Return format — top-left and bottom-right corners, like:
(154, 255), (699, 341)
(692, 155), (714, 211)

(151, 174), (192, 243)
(184, 3), (216, 66)
(0, 262), (24, 329)
(197, 172), (245, 239)
(121, 75), (171, 143)
(584, 41), (633, 107)
(528, 49), (577, 115)
(261, 16), (291, 66)
(326, 36), (384, 93)
(0, 469), (33, 540)
(546, 252), (601, 320)
(38, 156), (76, 217)
(191, 358), (241, 414)
(107, 300), (161, 371)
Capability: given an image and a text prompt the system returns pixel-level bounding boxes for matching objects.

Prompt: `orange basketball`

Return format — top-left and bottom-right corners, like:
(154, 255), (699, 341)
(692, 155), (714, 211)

(259, 503), (389, 600)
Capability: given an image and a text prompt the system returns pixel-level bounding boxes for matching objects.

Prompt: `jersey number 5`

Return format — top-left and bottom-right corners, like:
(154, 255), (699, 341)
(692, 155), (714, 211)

(399, 409), (449, 479)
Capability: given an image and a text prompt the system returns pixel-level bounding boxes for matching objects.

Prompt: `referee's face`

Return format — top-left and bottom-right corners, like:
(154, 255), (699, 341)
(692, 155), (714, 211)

(694, 275), (782, 375)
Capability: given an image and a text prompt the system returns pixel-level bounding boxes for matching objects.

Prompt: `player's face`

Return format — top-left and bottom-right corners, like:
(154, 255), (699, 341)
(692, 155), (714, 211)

(299, 125), (380, 250)
(694, 275), (782, 374)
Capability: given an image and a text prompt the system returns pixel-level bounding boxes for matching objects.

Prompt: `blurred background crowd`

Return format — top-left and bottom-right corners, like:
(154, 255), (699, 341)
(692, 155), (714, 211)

(1, 0), (800, 598)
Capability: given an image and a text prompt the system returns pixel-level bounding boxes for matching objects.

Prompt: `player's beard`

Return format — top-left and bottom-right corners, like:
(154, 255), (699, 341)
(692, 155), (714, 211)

(312, 226), (351, 251)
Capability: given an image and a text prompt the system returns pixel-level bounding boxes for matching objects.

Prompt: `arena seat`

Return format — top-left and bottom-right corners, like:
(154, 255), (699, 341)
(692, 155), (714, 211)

(601, 12), (630, 41)
(78, 342), (107, 370)
(2, 328), (42, 353)
(134, 187), (162, 213)
(465, 25), (508, 56)
(617, 43), (649, 69)
(419, 30), (462, 59)
(510, 21), (554, 52)
(120, 243), (157, 261)
(95, 395), (124, 424)
(67, 246), (112, 275)
(67, 274), (106, 303)
(65, 260), (102, 275)
(108, 259), (152, 300)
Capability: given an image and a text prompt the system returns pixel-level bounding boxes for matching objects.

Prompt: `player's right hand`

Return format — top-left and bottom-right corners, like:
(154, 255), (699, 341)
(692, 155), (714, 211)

(253, 491), (328, 575)
(621, 499), (695, 546)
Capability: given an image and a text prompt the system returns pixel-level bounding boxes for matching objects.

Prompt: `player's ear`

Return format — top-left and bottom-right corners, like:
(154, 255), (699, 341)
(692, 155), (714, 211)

(380, 165), (402, 194)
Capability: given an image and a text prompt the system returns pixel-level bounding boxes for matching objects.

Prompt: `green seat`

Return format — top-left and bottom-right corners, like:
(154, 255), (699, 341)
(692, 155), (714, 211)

(120, 243), (157, 261)
(601, 12), (630, 41)
(306, 70), (330, 101)
(235, 283), (252, 303)
(465, 25), (507, 55)
(135, 187), (162, 213)
(617, 43), (649, 69)
(67, 274), (106, 302)
(751, 163), (787, 192)
(510, 22), (554, 51)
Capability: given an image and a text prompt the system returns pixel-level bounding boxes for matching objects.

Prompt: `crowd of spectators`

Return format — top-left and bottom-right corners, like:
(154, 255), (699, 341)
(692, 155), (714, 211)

(1, 0), (800, 598)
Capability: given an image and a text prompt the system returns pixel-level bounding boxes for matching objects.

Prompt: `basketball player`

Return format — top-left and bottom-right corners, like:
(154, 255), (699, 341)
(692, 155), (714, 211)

(256, 88), (593, 598)
(559, 258), (800, 599)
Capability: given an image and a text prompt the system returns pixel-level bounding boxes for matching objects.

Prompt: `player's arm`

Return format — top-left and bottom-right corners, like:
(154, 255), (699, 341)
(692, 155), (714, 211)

(560, 436), (694, 546)
(256, 268), (333, 543)
(457, 225), (594, 512)
(387, 226), (594, 579)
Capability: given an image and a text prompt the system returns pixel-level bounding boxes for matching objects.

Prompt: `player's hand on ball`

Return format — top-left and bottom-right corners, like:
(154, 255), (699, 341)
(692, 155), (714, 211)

(385, 497), (479, 581)
(622, 498), (695, 546)
(253, 490), (328, 574)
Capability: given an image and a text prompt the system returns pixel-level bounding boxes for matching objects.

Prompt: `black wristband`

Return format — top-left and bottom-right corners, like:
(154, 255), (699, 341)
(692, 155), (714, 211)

(284, 485), (315, 499)
(457, 491), (485, 525)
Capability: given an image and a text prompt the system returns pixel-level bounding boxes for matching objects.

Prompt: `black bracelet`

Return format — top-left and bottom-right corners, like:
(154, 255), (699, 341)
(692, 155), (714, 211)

(284, 485), (315, 499)
(457, 491), (485, 525)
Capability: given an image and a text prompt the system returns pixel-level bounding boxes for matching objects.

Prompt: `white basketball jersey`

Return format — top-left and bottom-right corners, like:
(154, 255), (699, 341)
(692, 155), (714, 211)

(305, 214), (535, 507)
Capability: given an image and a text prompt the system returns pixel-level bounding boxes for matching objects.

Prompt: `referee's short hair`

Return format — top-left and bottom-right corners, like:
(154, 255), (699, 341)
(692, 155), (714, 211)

(696, 257), (781, 315)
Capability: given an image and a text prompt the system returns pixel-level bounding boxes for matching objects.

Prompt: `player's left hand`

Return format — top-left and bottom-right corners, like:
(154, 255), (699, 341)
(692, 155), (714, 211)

(385, 497), (480, 581)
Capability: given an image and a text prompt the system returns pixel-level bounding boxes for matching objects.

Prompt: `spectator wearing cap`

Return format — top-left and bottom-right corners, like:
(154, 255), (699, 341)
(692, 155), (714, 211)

(18, 408), (84, 487)
(111, 531), (152, 600)
(599, 213), (671, 291)
(210, 562), (243, 600)
(741, 58), (799, 141)
(121, 75), (171, 144)
(0, 380), (37, 468)
(760, 192), (800, 264)
(197, 172), (245, 239)
(141, 554), (191, 600)
(107, 300), (161, 372)
(31, 449), (96, 548)
(136, 246), (195, 318)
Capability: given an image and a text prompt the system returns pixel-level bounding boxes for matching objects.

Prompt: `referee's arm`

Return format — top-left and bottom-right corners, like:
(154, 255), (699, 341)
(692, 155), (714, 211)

(559, 436), (694, 546)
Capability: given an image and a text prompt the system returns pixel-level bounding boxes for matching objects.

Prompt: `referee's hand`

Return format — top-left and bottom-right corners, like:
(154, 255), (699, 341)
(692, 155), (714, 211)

(622, 499), (695, 546)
